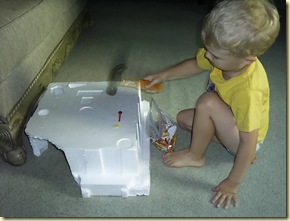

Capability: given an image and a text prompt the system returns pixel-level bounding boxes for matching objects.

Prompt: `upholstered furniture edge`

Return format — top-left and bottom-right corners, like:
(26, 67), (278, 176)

(0, 5), (90, 166)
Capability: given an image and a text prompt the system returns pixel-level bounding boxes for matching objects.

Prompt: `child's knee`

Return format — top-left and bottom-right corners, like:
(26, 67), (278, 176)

(176, 110), (192, 130)
(196, 92), (219, 110)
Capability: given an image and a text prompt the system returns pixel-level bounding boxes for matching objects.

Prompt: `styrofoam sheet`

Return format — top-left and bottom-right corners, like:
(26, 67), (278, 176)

(25, 82), (150, 197)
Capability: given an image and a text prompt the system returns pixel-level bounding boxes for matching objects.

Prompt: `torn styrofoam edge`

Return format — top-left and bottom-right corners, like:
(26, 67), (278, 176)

(27, 134), (61, 157)
(28, 137), (48, 156)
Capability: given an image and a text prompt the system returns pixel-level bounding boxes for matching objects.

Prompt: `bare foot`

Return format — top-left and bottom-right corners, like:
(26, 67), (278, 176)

(163, 148), (205, 168)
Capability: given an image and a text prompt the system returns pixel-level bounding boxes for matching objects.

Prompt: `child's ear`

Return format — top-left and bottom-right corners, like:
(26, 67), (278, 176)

(244, 55), (257, 65)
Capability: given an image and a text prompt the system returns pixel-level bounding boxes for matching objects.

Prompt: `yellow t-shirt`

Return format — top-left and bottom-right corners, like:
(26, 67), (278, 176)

(196, 48), (269, 143)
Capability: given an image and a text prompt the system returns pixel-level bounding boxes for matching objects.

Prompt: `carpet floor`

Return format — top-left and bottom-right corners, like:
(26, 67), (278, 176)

(0, 0), (287, 218)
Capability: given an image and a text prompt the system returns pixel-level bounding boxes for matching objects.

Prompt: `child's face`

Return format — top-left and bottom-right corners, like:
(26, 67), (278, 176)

(204, 45), (254, 74)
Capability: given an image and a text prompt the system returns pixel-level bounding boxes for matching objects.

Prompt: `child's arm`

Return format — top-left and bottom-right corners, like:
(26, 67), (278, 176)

(212, 129), (259, 209)
(144, 58), (205, 88)
(228, 129), (259, 183)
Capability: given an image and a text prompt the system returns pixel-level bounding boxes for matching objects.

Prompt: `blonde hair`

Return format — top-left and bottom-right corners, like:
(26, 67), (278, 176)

(201, 0), (280, 57)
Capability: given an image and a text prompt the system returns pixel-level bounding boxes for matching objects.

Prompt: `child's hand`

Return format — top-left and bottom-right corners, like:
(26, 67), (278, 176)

(143, 74), (165, 89)
(211, 178), (240, 209)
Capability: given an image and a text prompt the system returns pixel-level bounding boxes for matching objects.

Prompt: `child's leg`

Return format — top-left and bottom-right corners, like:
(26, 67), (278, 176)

(176, 108), (221, 144)
(163, 92), (240, 168)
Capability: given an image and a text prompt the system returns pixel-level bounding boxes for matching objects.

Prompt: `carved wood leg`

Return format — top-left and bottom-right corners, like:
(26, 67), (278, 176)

(0, 124), (26, 166)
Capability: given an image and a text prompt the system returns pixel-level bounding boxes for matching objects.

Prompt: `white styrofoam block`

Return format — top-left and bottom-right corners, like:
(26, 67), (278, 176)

(25, 82), (150, 197)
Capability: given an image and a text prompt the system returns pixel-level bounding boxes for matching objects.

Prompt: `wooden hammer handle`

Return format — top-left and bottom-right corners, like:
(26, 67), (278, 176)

(120, 79), (164, 93)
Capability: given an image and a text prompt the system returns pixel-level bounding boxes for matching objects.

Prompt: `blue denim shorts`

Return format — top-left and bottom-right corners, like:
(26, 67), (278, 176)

(225, 142), (263, 156)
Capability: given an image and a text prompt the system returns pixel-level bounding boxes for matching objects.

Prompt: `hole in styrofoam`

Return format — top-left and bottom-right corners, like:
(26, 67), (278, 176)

(117, 138), (133, 149)
(68, 83), (87, 88)
(38, 109), (49, 116)
(79, 106), (94, 114)
(50, 85), (64, 95)
(77, 90), (103, 96)
(81, 97), (93, 105)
